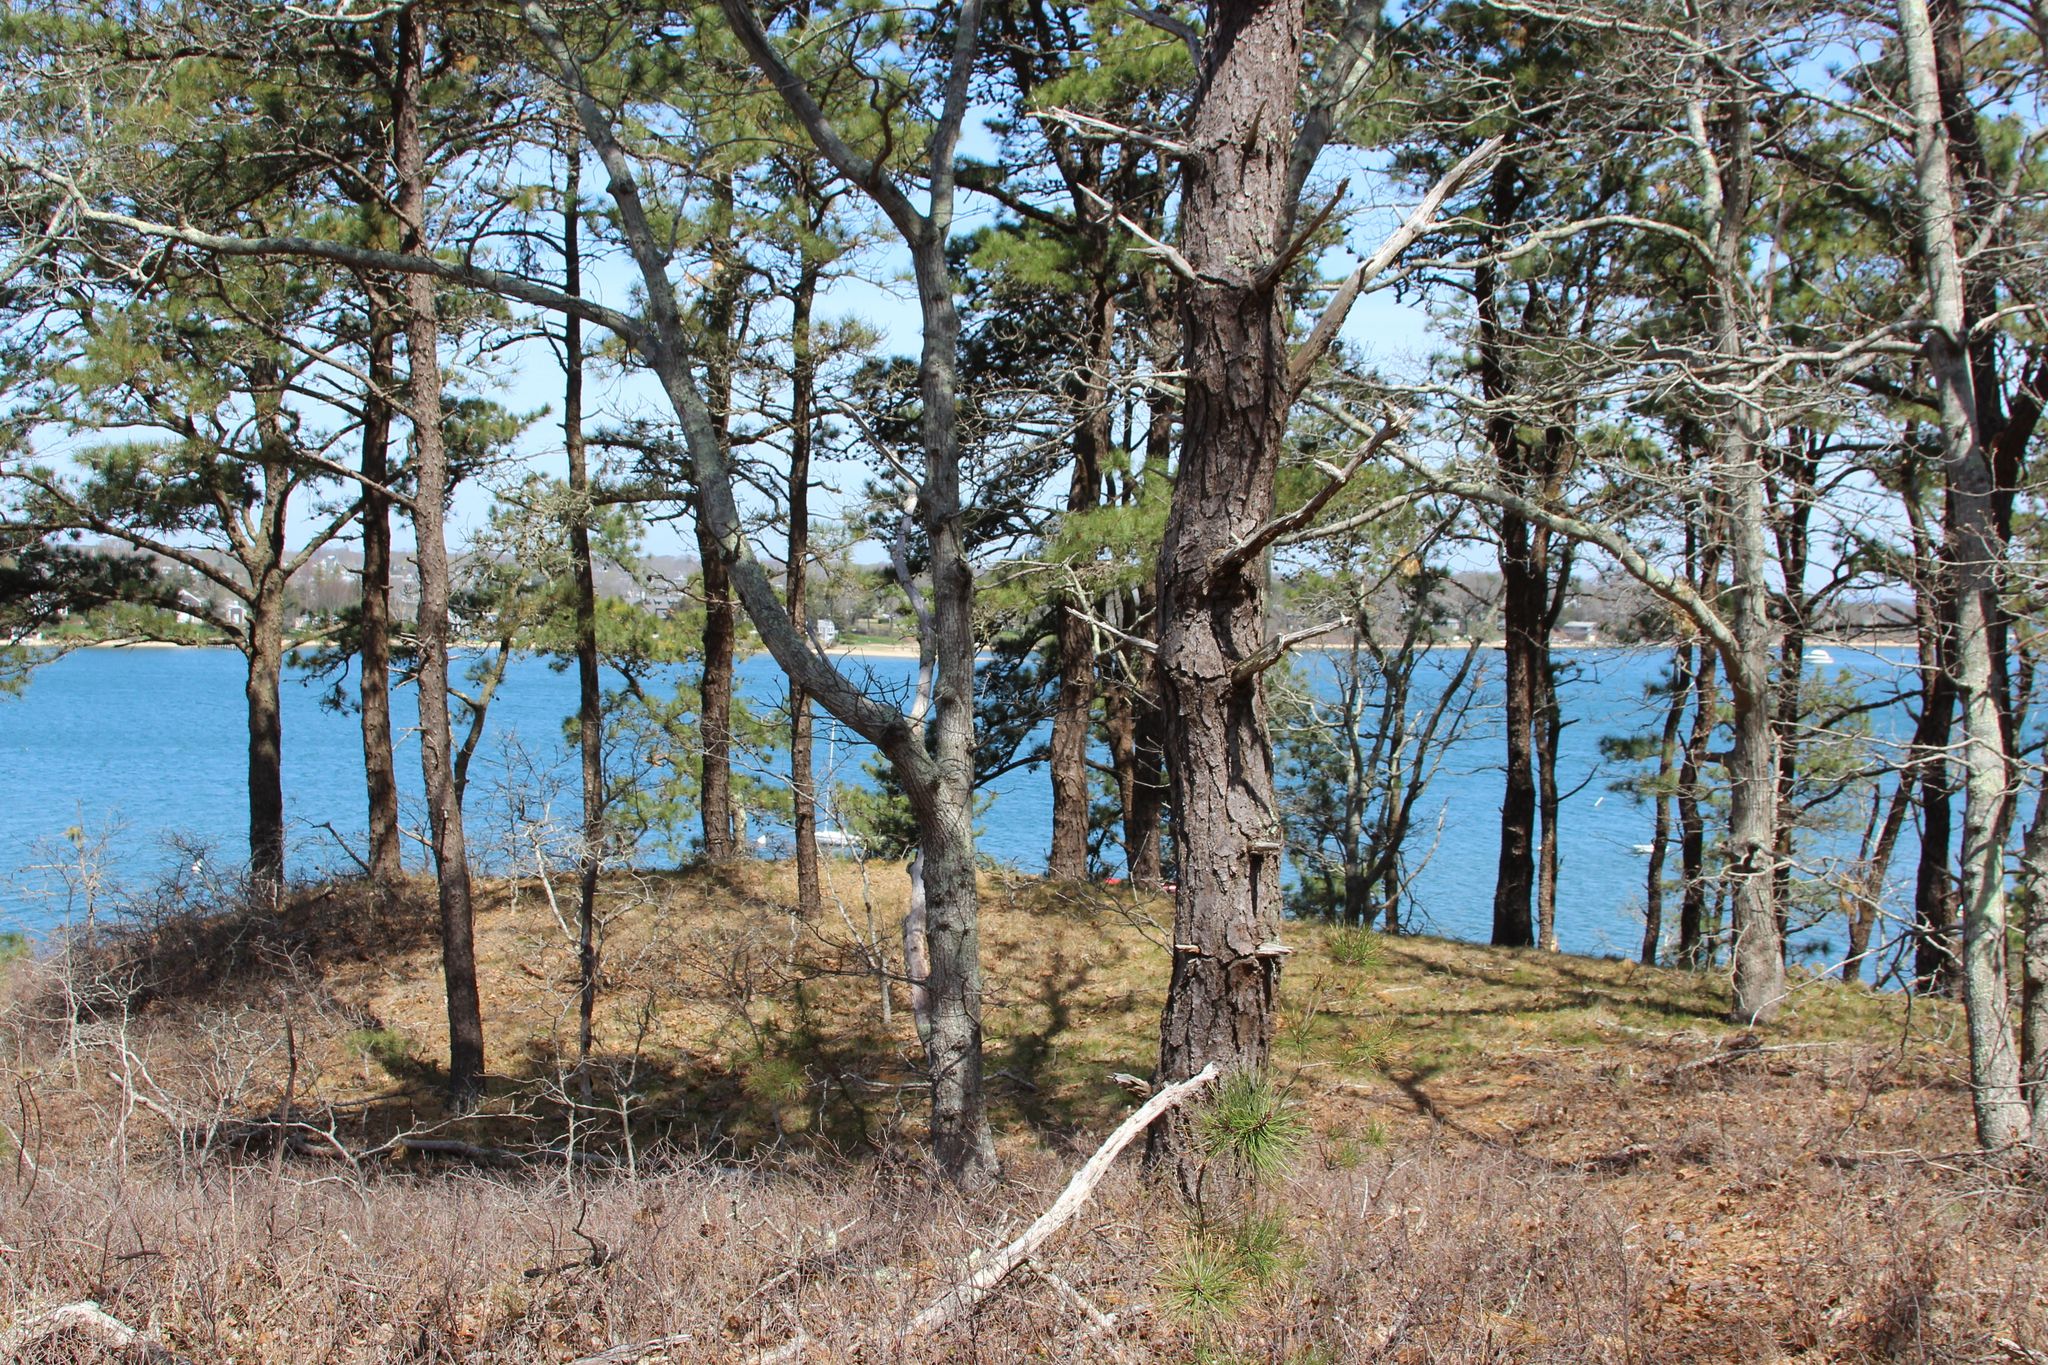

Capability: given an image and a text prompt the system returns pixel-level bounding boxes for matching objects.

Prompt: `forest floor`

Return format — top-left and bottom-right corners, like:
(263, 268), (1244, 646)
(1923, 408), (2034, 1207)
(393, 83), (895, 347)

(1, 859), (2042, 1363)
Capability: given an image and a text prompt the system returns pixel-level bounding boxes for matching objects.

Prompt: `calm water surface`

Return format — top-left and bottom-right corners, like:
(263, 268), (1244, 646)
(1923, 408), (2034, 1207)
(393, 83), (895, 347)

(0, 643), (1943, 969)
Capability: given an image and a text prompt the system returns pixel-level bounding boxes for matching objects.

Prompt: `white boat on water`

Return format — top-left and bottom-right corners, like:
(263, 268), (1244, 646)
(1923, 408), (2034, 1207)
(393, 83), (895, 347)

(813, 826), (863, 852)
(1631, 843), (1656, 855)
(1808, 648), (1836, 666)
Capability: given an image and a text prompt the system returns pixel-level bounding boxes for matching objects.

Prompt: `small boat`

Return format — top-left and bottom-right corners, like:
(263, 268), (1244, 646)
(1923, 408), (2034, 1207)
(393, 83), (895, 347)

(813, 826), (863, 851)
(1808, 648), (1836, 666)
(1631, 843), (1656, 855)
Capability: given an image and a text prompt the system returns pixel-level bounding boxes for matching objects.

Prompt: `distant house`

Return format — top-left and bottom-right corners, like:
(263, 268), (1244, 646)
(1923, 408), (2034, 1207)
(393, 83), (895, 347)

(1553, 620), (1600, 646)
(814, 617), (840, 646)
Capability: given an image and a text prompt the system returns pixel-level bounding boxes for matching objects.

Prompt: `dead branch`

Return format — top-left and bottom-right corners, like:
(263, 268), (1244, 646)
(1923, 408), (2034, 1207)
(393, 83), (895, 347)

(0, 1300), (189, 1363)
(900, 1062), (1221, 1337)
(575, 1064), (1223, 1365)
(1213, 409), (1409, 576)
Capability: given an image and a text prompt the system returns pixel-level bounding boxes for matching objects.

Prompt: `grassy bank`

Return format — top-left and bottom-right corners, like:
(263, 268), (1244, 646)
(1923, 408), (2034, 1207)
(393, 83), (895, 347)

(1, 861), (2039, 1362)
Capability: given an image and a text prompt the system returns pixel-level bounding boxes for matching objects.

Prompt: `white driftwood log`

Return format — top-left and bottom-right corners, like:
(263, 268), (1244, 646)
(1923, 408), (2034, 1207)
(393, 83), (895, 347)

(590, 1063), (1220, 1365)
(899, 1060), (1221, 1337)
(0, 1299), (186, 1363)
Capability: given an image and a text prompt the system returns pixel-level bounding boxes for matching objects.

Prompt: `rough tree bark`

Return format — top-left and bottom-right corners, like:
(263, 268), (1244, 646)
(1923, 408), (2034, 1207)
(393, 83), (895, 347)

(356, 290), (404, 889)
(1147, 0), (1307, 1185)
(787, 248), (821, 917)
(1146, 3), (1487, 1184)
(1047, 279), (1115, 881)
(242, 423), (291, 894)
(695, 176), (743, 866)
(564, 154), (605, 1094)
(397, 4), (485, 1103)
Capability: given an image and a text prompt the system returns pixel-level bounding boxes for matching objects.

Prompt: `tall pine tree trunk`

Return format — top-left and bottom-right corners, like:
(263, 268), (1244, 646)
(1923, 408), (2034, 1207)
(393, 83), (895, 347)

(357, 297), (404, 888)
(1479, 208), (1536, 948)
(397, 5), (485, 1103)
(244, 568), (287, 892)
(788, 254), (821, 917)
(1047, 283), (1116, 881)
(696, 180), (743, 866)
(242, 434), (291, 894)
(1148, 0), (1305, 1186)
(563, 155), (604, 1093)
(1493, 509), (1540, 948)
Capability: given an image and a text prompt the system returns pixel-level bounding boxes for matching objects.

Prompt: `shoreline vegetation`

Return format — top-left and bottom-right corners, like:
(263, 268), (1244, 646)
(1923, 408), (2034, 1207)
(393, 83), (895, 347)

(12, 633), (1920, 656)
(1, 858), (2038, 1362)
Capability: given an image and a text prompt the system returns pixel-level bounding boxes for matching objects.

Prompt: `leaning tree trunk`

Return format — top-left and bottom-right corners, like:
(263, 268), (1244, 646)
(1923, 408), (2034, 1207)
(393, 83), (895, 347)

(898, 222), (1001, 1187)
(535, 0), (997, 1186)
(1900, 0), (2028, 1148)
(357, 297), (404, 888)
(1147, 0), (1305, 1188)
(397, 4), (485, 1104)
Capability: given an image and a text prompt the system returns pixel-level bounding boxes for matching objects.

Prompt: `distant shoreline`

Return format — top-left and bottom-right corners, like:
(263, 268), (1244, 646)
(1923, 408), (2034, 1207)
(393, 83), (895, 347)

(1301, 635), (1917, 653)
(15, 635), (934, 659)
(17, 636), (1916, 658)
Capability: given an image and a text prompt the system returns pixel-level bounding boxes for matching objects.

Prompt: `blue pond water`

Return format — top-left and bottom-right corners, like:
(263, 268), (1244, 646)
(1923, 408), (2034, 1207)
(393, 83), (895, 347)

(0, 642), (1943, 971)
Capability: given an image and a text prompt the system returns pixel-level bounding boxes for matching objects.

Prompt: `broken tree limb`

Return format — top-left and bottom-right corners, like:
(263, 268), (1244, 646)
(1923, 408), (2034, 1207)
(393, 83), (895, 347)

(598, 1067), (1220, 1365)
(0, 1300), (189, 1363)
(900, 1061), (1221, 1338)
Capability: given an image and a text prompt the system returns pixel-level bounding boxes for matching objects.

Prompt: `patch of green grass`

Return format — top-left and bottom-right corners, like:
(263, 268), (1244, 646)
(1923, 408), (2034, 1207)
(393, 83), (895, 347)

(0, 932), (28, 967)
(344, 1027), (413, 1077)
